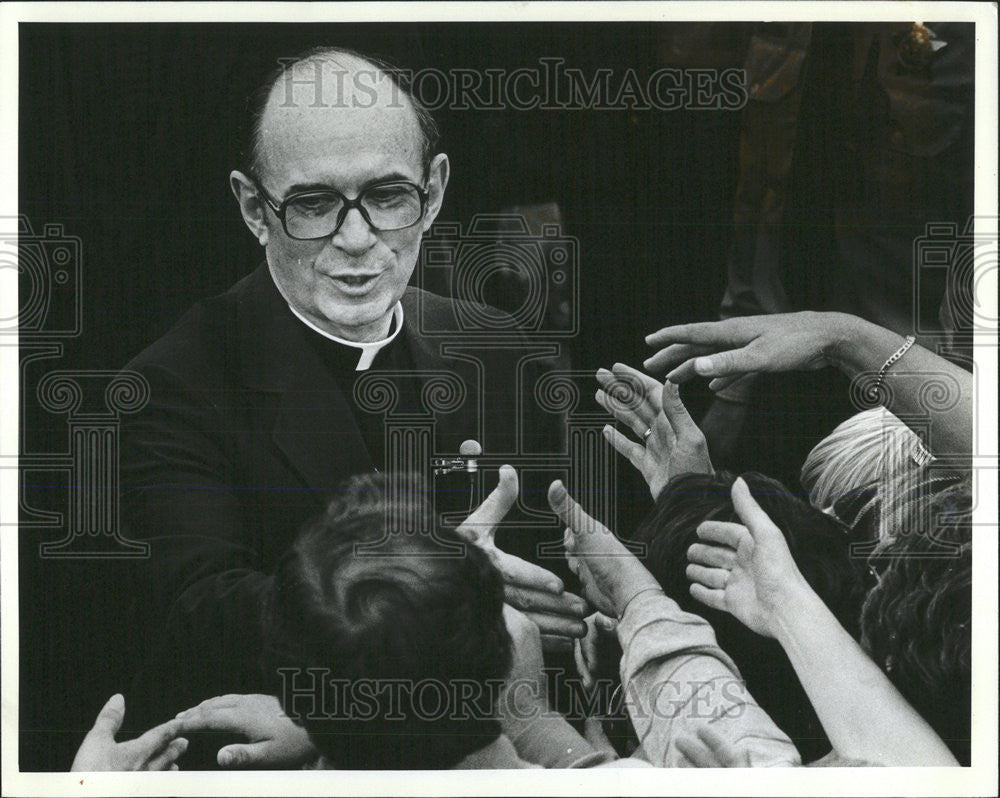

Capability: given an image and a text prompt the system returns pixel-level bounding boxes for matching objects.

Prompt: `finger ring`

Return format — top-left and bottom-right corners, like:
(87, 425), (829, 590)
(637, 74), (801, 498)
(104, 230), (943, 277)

(642, 428), (653, 442)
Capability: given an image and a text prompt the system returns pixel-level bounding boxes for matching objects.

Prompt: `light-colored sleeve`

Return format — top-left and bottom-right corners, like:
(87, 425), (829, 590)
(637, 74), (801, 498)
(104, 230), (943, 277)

(617, 591), (802, 767)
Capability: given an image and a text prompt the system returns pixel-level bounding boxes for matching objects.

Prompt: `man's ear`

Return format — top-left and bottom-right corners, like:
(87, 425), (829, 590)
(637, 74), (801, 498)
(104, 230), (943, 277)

(421, 153), (450, 232)
(230, 170), (269, 246)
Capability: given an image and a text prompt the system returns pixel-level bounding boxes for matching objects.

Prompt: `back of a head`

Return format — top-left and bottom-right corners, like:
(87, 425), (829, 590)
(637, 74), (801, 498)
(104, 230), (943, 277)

(860, 481), (972, 764)
(636, 470), (868, 762)
(263, 473), (511, 769)
(800, 407), (933, 531)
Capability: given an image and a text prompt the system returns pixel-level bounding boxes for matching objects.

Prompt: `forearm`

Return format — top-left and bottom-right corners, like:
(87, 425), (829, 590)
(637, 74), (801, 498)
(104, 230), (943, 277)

(826, 313), (973, 462)
(774, 583), (958, 766)
(618, 592), (800, 767)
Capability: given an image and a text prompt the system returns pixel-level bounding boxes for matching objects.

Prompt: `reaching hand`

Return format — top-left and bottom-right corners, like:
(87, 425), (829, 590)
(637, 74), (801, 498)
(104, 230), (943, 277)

(674, 725), (753, 768)
(685, 477), (808, 637)
(457, 466), (588, 650)
(548, 479), (662, 618)
(174, 694), (317, 769)
(71, 694), (188, 772)
(596, 363), (713, 499)
(644, 311), (844, 393)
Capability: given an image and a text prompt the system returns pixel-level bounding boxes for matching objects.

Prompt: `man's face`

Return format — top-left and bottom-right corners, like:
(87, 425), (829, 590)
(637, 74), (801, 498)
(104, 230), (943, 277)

(246, 63), (447, 341)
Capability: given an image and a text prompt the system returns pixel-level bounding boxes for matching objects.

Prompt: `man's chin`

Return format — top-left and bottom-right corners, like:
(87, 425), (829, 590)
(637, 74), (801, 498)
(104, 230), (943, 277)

(314, 299), (396, 341)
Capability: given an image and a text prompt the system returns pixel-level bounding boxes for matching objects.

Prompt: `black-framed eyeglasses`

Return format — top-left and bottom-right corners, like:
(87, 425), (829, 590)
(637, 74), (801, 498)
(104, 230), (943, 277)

(252, 177), (429, 240)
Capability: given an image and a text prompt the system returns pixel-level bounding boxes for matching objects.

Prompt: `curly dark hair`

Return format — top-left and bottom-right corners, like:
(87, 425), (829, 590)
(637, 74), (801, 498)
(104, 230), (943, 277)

(633, 470), (870, 763)
(860, 483), (972, 764)
(261, 472), (511, 769)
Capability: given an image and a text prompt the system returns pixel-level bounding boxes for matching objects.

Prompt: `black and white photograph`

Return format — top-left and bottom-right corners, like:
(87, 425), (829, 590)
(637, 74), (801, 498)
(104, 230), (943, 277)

(2, 2), (997, 795)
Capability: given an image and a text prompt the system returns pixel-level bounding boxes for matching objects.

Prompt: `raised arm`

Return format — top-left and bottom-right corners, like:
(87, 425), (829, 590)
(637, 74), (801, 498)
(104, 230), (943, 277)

(686, 478), (959, 766)
(549, 480), (800, 767)
(645, 311), (972, 463)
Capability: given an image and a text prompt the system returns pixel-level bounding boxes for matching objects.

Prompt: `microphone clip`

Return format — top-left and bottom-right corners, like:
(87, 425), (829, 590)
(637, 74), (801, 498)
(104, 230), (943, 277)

(432, 457), (467, 476)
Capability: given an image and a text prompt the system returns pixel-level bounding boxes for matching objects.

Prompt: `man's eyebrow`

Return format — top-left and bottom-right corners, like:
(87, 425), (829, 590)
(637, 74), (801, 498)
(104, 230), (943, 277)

(284, 173), (418, 195)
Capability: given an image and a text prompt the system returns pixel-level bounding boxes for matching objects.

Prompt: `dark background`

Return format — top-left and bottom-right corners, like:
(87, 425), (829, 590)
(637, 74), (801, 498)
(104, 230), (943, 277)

(18, 23), (746, 770)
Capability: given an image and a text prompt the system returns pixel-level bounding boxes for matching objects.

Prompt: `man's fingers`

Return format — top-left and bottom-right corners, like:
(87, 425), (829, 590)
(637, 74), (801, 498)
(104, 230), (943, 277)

(458, 464), (519, 540)
(695, 520), (747, 549)
(687, 542), (736, 569)
(525, 611), (588, 639)
(495, 549), (565, 595)
(503, 583), (588, 617)
(686, 563), (729, 590)
(731, 477), (779, 537)
(145, 737), (188, 771)
(689, 583), (727, 613)
(90, 693), (127, 738)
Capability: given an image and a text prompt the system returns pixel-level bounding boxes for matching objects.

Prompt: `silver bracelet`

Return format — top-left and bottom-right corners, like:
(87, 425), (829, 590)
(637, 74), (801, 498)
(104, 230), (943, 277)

(872, 335), (916, 404)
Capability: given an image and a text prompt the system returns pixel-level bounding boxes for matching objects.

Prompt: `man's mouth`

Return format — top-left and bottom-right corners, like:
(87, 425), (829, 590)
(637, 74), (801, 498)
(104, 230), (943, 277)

(329, 273), (382, 293)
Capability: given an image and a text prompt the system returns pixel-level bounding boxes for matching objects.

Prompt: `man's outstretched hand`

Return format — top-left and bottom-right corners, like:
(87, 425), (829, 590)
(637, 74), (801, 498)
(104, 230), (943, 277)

(457, 465), (588, 651)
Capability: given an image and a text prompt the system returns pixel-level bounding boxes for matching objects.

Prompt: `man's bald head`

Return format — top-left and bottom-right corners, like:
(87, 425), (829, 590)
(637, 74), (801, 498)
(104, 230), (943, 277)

(243, 46), (440, 181)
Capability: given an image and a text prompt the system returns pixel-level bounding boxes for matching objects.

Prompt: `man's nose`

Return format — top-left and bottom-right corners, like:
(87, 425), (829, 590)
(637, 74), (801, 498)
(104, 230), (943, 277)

(331, 207), (377, 255)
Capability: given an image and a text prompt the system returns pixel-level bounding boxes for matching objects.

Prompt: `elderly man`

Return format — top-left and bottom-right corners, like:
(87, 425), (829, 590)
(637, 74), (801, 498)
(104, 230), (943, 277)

(118, 47), (585, 752)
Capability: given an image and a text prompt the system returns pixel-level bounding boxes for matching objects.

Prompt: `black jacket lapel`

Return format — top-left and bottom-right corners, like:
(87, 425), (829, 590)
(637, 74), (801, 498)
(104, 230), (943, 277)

(237, 265), (373, 497)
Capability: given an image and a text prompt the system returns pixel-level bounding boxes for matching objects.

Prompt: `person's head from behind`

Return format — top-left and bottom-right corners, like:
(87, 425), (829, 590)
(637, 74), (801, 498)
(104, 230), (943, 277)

(263, 472), (511, 769)
(860, 481), (971, 764)
(635, 470), (868, 762)
(800, 407), (933, 534)
(230, 46), (449, 342)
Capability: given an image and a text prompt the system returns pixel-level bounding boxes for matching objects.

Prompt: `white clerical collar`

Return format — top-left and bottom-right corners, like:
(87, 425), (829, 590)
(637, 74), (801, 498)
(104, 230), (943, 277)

(286, 301), (404, 371)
